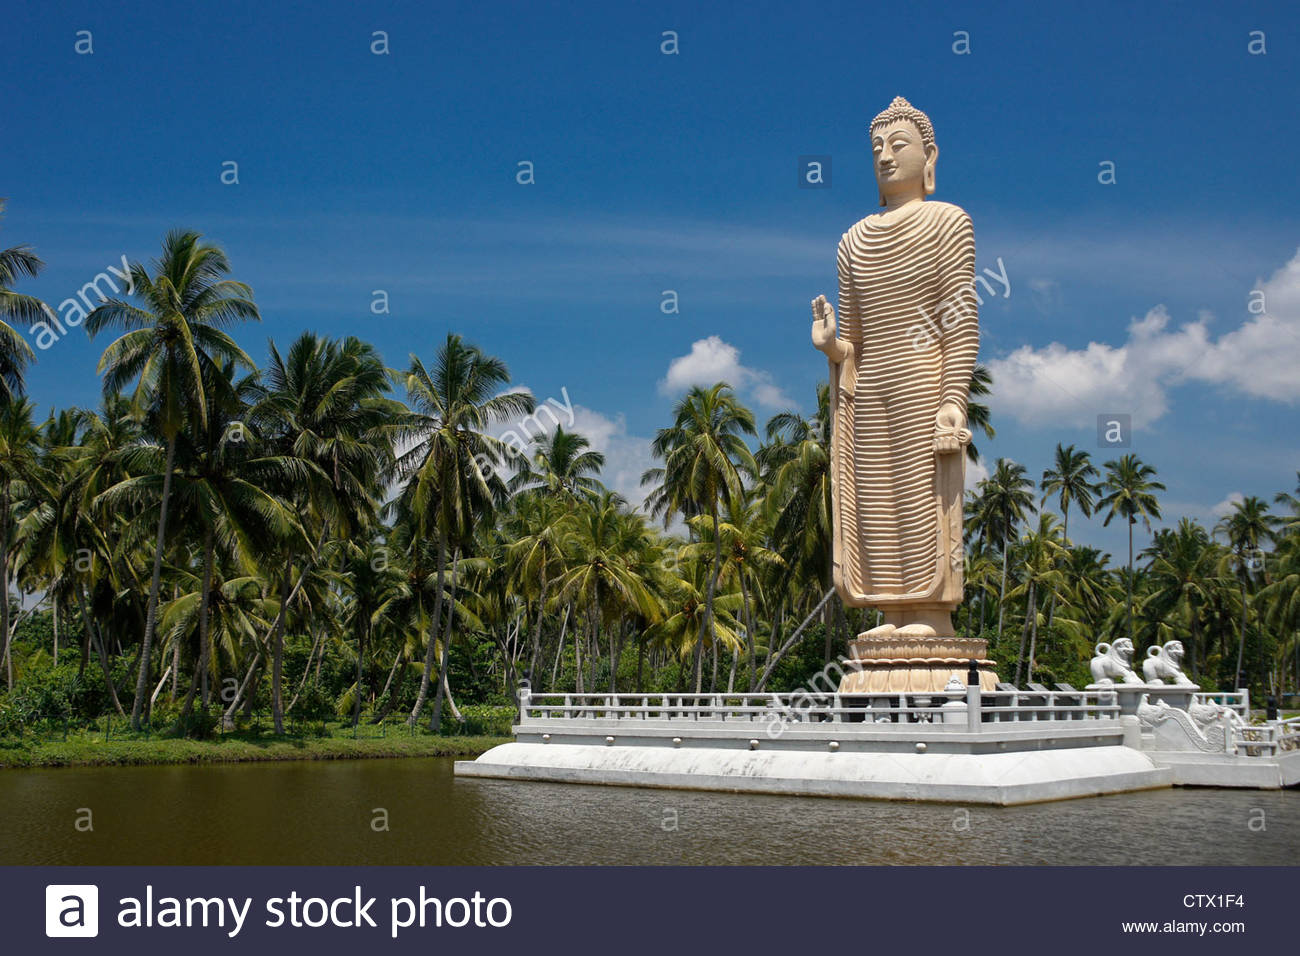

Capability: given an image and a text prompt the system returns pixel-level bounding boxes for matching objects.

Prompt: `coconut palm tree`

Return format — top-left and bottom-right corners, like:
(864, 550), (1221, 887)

(1098, 454), (1165, 645)
(684, 496), (783, 690)
(397, 333), (534, 729)
(1140, 519), (1224, 677)
(509, 425), (606, 501)
(644, 383), (755, 690)
(1273, 472), (1300, 535)
(761, 385), (835, 656)
(339, 536), (410, 727)
(504, 494), (570, 687)
(85, 230), (259, 728)
(1040, 443), (1099, 635)
(964, 364), (996, 464)
(1006, 512), (1068, 684)
(0, 200), (42, 400)
(99, 361), (305, 712)
(0, 398), (49, 686)
(254, 333), (399, 732)
(555, 494), (661, 694)
(980, 459), (1036, 651)
(1215, 495), (1274, 690)
(1259, 530), (1300, 689)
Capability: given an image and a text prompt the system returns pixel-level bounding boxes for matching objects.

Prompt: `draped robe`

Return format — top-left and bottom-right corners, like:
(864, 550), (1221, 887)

(828, 200), (978, 609)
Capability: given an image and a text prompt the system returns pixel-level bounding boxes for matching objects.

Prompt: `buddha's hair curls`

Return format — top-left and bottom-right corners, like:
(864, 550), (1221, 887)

(869, 96), (935, 148)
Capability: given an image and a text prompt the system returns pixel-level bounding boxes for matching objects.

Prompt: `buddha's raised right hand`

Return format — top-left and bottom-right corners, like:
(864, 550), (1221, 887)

(811, 295), (848, 360)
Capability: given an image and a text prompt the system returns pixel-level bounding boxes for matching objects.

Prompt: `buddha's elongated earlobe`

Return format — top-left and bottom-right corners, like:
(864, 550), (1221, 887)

(878, 189), (887, 208)
(923, 163), (936, 195)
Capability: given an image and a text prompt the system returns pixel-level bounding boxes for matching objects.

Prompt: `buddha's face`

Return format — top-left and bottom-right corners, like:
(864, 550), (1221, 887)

(871, 119), (935, 202)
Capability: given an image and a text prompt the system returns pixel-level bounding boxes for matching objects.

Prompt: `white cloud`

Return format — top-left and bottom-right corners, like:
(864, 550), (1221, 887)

(659, 335), (793, 409)
(568, 405), (655, 509)
(987, 248), (1300, 427)
(488, 386), (655, 509)
(1210, 492), (1245, 519)
(965, 457), (989, 492)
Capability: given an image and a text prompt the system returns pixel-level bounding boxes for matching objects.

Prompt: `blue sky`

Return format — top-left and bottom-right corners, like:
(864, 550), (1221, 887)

(4, 0), (1299, 559)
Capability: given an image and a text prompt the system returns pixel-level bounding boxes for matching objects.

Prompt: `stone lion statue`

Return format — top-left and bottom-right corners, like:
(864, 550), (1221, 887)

(1089, 638), (1144, 685)
(1141, 641), (1196, 686)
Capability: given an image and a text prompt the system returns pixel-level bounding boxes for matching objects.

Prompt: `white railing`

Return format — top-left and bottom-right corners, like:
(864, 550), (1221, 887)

(1230, 716), (1300, 757)
(1194, 690), (1250, 721)
(518, 689), (1119, 730)
(1280, 717), (1300, 753)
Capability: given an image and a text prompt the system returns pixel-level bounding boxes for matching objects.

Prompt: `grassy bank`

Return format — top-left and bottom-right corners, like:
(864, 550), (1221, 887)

(0, 727), (508, 770)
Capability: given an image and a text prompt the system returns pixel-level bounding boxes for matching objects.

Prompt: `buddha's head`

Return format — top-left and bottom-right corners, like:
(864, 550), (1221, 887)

(869, 97), (937, 207)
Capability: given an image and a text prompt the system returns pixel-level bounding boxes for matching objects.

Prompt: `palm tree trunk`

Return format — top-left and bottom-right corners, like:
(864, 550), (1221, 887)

(287, 629), (323, 713)
(996, 531), (1010, 647)
(81, 583), (124, 715)
(574, 607), (585, 694)
(169, 634), (181, 703)
(271, 553), (293, 734)
(636, 629), (646, 692)
(371, 648), (407, 723)
(1126, 519), (1135, 645)
(1234, 571), (1248, 689)
(222, 651), (263, 726)
(691, 634), (704, 693)
(429, 547), (460, 732)
(1014, 585), (1032, 686)
(197, 525), (216, 711)
(78, 599), (91, 678)
(755, 588), (837, 691)
(1026, 580), (1039, 683)
(131, 434), (177, 729)
(701, 497), (723, 687)
(526, 582), (548, 684)
(52, 595), (59, 667)
(352, 617), (367, 728)
(550, 603), (569, 691)
(740, 574), (756, 690)
(1043, 506), (1067, 640)
(609, 621), (625, 694)
(0, 486), (11, 690)
(587, 596), (600, 693)
(970, 527), (988, 639)
(409, 535), (447, 724)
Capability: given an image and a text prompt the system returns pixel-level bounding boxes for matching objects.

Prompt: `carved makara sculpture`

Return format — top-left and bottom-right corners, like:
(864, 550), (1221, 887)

(812, 97), (996, 693)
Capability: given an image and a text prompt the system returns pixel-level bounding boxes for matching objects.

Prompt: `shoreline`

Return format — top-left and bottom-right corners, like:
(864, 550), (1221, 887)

(0, 733), (509, 770)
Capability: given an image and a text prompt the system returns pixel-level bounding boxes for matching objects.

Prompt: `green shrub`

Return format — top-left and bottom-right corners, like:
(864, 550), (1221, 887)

(450, 703), (516, 736)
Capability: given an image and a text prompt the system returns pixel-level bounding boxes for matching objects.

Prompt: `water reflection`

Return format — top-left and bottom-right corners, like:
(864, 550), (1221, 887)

(1, 757), (1295, 865)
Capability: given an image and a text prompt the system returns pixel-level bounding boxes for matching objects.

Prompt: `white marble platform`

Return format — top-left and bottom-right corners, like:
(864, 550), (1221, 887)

(456, 740), (1170, 806)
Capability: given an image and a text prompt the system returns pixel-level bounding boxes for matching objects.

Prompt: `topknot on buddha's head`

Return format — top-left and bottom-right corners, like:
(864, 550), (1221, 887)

(869, 97), (935, 149)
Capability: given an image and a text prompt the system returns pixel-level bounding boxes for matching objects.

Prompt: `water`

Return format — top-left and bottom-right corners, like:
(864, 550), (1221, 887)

(1, 757), (1295, 865)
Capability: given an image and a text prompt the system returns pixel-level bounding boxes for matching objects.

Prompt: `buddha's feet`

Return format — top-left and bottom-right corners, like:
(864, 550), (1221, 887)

(895, 622), (938, 640)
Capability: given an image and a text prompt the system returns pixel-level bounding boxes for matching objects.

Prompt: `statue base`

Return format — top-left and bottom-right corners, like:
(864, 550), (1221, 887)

(838, 633), (999, 693)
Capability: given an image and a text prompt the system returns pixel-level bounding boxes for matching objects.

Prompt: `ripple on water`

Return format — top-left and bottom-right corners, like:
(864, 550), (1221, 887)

(1, 757), (1295, 865)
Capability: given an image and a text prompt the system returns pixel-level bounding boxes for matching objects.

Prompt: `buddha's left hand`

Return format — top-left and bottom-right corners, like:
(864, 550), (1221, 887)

(933, 402), (972, 455)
